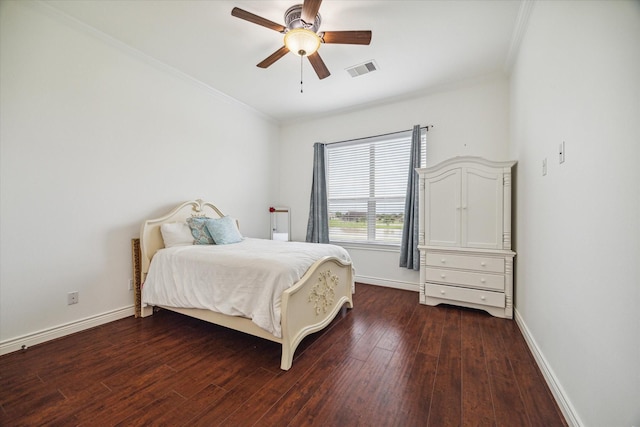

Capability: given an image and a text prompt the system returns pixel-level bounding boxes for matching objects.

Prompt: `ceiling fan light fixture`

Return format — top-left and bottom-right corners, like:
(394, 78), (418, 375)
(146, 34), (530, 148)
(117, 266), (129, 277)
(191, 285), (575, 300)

(284, 28), (321, 56)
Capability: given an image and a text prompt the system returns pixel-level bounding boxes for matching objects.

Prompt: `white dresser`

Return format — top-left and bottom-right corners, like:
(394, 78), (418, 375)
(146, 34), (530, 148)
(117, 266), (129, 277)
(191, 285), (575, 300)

(417, 156), (516, 318)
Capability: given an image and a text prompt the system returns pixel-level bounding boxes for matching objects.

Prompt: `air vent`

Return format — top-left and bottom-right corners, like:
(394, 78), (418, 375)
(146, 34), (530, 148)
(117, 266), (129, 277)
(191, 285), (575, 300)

(346, 60), (378, 77)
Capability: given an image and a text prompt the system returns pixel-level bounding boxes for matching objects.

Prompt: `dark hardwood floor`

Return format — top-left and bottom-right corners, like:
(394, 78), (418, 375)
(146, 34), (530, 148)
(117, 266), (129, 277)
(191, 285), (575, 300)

(0, 284), (567, 426)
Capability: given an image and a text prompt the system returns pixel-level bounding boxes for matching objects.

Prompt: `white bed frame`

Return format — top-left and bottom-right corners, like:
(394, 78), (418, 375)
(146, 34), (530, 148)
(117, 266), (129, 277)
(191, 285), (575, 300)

(136, 199), (354, 370)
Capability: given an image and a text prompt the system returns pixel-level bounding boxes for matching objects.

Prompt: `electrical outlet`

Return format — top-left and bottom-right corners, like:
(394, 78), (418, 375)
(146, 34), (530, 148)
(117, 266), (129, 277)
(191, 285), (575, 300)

(559, 141), (565, 164)
(128, 279), (134, 291)
(67, 291), (79, 305)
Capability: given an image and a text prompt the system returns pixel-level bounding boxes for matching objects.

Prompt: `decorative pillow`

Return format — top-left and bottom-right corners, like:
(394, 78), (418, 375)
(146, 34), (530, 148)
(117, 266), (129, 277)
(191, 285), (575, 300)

(205, 216), (243, 245)
(186, 217), (215, 245)
(160, 222), (193, 247)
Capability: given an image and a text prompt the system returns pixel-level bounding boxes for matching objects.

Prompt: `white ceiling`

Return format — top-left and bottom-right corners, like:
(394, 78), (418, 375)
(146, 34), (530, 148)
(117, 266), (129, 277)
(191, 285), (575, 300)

(45, 0), (524, 124)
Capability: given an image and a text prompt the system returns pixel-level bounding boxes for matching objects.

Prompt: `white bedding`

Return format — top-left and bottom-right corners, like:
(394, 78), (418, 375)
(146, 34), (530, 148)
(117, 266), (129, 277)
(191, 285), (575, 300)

(142, 238), (352, 338)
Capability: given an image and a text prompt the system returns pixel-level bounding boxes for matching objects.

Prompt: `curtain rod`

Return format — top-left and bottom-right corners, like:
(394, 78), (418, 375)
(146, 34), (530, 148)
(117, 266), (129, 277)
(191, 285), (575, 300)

(323, 125), (433, 146)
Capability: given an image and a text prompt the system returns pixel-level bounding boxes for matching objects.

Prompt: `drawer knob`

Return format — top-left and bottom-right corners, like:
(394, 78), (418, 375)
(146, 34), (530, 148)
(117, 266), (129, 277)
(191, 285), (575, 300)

(481, 296), (486, 300)
(441, 258), (446, 263)
(481, 262), (486, 267)
(440, 274), (446, 279)
(480, 278), (486, 283)
(440, 290), (445, 295)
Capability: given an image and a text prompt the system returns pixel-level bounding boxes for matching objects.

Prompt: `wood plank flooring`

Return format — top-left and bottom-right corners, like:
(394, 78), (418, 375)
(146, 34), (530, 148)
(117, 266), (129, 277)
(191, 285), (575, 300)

(0, 284), (567, 426)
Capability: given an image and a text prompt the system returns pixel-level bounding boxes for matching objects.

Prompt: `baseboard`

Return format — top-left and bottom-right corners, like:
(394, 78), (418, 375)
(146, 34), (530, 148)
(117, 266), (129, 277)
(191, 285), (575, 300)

(0, 306), (135, 356)
(514, 308), (583, 427)
(355, 275), (419, 292)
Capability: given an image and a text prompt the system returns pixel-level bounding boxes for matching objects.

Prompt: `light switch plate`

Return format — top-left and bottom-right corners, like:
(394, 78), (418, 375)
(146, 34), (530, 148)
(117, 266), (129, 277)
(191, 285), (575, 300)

(559, 141), (565, 164)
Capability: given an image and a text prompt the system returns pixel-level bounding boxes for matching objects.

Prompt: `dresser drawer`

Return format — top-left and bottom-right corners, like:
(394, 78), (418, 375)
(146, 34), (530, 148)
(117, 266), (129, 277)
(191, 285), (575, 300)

(426, 252), (504, 273)
(425, 267), (504, 291)
(425, 283), (505, 308)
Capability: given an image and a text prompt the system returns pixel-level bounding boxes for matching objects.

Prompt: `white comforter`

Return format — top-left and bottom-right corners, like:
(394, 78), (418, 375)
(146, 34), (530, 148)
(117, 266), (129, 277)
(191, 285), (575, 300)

(142, 238), (352, 338)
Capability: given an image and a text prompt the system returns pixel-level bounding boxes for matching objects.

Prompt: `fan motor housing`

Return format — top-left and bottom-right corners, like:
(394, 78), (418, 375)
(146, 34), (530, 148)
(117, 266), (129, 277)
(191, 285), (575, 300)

(284, 4), (321, 32)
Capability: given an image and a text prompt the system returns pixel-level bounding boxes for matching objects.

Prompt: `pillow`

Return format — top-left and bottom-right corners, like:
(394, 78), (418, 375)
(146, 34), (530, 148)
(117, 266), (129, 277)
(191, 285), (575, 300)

(160, 222), (193, 247)
(186, 217), (215, 245)
(205, 216), (243, 245)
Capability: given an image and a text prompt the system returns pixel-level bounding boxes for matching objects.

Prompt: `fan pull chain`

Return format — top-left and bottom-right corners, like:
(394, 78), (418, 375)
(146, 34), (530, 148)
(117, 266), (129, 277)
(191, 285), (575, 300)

(300, 54), (304, 93)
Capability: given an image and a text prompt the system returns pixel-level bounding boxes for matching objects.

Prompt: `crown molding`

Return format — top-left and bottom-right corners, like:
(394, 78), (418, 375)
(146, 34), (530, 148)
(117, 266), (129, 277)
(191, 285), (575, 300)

(26, 1), (278, 125)
(504, 0), (535, 73)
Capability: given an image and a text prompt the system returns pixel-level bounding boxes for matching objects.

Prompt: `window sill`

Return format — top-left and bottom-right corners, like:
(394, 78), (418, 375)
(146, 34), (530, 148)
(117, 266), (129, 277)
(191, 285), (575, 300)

(330, 241), (401, 253)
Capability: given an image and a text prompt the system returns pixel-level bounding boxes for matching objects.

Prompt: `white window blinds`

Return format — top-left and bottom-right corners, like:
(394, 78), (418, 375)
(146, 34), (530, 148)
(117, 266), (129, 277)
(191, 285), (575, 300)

(326, 128), (427, 245)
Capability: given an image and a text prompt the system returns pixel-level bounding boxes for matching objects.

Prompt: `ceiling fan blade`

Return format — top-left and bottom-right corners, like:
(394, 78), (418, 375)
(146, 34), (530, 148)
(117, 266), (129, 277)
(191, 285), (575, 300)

(231, 7), (286, 33)
(257, 46), (290, 68)
(308, 52), (330, 80)
(321, 30), (372, 45)
(301, 0), (322, 24)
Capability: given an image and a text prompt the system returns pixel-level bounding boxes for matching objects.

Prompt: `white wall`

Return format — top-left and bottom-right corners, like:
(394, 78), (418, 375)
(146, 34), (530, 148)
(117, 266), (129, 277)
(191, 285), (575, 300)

(0, 1), (279, 351)
(278, 76), (511, 289)
(509, 1), (640, 425)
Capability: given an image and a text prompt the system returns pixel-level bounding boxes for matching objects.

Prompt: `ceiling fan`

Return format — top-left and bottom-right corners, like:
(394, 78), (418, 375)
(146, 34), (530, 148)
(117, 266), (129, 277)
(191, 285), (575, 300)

(231, 0), (372, 80)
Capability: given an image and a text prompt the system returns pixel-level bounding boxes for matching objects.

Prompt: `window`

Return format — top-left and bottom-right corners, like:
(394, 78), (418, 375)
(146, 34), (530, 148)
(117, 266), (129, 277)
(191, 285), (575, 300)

(326, 128), (427, 245)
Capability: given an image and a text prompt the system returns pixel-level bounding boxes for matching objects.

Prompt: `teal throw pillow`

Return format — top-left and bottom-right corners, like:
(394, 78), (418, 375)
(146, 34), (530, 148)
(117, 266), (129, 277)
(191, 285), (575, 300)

(205, 216), (243, 245)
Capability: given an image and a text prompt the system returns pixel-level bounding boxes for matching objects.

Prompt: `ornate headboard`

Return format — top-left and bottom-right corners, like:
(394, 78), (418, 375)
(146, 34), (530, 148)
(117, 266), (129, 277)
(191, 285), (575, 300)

(139, 199), (225, 278)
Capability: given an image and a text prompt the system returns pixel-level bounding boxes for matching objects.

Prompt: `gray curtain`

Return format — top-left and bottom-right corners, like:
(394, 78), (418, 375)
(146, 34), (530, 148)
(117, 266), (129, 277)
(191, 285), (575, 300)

(306, 142), (329, 243)
(399, 125), (422, 270)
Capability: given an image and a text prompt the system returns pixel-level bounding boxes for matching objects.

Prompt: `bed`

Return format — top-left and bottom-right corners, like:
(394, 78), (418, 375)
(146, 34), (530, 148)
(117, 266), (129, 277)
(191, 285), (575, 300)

(134, 199), (354, 370)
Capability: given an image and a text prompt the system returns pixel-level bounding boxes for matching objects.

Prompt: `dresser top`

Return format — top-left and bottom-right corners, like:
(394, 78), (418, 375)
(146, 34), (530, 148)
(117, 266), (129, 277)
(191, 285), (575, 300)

(417, 156), (516, 174)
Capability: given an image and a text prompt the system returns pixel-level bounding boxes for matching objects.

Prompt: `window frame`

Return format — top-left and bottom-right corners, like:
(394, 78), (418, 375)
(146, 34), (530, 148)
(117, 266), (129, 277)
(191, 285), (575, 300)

(325, 128), (427, 247)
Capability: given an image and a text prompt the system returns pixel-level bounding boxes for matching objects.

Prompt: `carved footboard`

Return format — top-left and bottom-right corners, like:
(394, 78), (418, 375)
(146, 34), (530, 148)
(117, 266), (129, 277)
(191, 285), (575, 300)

(279, 256), (354, 370)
